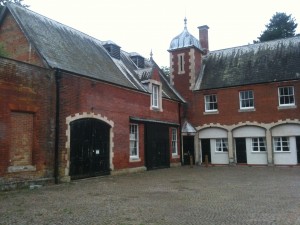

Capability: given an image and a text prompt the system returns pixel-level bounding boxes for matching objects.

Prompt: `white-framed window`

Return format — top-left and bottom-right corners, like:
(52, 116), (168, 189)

(215, 138), (228, 152)
(152, 84), (159, 108)
(171, 128), (178, 155)
(278, 86), (295, 106)
(178, 53), (185, 74)
(239, 90), (254, 109)
(273, 137), (290, 152)
(204, 95), (218, 112)
(129, 124), (139, 158)
(251, 137), (266, 152)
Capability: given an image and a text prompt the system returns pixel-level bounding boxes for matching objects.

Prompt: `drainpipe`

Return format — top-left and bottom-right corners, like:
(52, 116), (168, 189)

(54, 69), (61, 184)
(178, 102), (183, 165)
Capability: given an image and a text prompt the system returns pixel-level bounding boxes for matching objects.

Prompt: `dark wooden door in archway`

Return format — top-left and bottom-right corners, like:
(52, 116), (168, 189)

(235, 138), (247, 164)
(70, 118), (110, 179)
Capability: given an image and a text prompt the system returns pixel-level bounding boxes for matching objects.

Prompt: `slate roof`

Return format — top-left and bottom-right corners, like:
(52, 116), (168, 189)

(2, 3), (143, 90)
(2, 3), (184, 102)
(194, 36), (300, 90)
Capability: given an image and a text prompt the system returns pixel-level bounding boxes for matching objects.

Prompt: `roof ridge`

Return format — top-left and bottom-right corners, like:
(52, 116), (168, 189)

(209, 35), (300, 54)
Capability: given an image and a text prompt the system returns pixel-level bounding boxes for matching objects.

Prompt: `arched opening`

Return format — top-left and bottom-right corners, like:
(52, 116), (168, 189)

(70, 118), (111, 179)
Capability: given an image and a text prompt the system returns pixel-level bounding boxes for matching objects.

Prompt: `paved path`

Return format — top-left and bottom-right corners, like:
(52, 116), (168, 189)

(1, 166), (300, 225)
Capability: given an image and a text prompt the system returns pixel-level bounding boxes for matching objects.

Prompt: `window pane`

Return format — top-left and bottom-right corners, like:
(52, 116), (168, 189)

(279, 87), (295, 105)
(129, 124), (138, 157)
(205, 95), (217, 111)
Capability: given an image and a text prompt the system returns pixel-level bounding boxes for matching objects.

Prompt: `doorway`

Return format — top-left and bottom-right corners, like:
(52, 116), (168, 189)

(201, 139), (211, 163)
(183, 136), (195, 165)
(70, 118), (110, 179)
(235, 138), (247, 163)
(145, 123), (170, 170)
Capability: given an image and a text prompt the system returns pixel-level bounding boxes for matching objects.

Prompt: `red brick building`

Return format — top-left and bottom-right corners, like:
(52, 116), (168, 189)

(1, 4), (300, 189)
(0, 4), (184, 188)
(169, 19), (300, 166)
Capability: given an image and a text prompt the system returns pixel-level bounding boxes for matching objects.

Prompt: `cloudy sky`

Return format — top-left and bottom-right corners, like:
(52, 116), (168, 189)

(24, 0), (300, 67)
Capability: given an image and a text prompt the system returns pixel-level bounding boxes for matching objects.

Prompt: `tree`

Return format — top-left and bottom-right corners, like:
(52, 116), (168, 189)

(254, 12), (298, 43)
(0, 0), (28, 12)
(161, 66), (170, 77)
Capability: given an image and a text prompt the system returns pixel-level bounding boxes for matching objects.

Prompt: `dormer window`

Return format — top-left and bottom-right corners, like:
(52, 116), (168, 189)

(103, 41), (121, 60)
(150, 81), (162, 111)
(130, 53), (145, 68)
(178, 53), (185, 74)
(152, 84), (159, 108)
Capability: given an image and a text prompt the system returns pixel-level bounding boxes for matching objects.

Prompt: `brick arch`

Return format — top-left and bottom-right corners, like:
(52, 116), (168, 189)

(63, 112), (115, 181)
(230, 123), (267, 133)
(269, 119), (300, 130)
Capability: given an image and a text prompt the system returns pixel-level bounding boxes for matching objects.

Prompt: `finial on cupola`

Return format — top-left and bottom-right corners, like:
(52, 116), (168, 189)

(184, 17), (187, 29)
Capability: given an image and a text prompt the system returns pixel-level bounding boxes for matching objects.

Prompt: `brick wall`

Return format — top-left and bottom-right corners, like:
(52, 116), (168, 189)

(192, 81), (300, 126)
(58, 72), (181, 174)
(0, 57), (55, 182)
(0, 12), (44, 66)
(10, 112), (33, 166)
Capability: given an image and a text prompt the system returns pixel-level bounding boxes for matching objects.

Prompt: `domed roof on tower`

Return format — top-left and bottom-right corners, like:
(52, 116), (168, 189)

(169, 18), (202, 51)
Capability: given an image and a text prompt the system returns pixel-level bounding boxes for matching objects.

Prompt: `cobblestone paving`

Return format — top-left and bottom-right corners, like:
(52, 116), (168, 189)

(1, 166), (300, 225)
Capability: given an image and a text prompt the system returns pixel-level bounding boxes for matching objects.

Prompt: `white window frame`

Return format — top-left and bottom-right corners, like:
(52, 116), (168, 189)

(251, 137), (266, 152)
(129, 124), (139, 159)
(278, 86), (295, 106)
(178, 53), (185, 74)
(171, 128), (178, 155)
(273, 137), (290, 152)
(215, 138), (228, 152)
(239, 90), (254, 109)
(151, 84), (159, 108)
(204, 95), (218, 112)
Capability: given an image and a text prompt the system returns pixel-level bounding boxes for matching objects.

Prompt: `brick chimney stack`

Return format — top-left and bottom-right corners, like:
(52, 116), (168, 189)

(198, 25), (209, 54)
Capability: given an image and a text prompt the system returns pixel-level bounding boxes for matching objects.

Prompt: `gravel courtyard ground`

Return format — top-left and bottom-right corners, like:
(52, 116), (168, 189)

(0, 166), (300, 225)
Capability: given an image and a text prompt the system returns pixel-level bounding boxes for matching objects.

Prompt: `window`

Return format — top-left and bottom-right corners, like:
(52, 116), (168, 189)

(129, 124), (139, 158)
(152, 84), (159, 108)
(273, 137), (290, 152)
(215, 139), (228, 152)
(239, 90), (254, 109)
(178, 53), (185, 74)
(251, 137), (266, 152)
(171, 128), (178, 155)
(205, 95), (218, 112)
(278, 86), (295, 106)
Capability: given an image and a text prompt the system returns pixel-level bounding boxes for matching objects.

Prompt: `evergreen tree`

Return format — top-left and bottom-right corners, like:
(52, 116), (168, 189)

(254, 12), (298, 43)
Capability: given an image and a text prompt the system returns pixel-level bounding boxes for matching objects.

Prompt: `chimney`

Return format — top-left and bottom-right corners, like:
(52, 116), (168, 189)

(198, 25), (209, 54)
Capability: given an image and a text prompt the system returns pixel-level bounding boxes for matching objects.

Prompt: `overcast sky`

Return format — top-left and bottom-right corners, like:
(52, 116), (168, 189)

(24, 0), (300, 67)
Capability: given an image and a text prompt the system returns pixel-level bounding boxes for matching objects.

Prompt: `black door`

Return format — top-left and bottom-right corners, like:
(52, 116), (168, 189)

(296, 136), (300, 164)
(183, 136), (195, 165)
(235, 138), (247, 164)
(145, 123), (170, 170)
(70, 118), (110, 179)
(201, 139), (211, 163)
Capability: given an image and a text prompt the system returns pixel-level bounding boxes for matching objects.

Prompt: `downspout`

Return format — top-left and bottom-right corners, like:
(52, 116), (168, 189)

(178, 102), (183, 165)
(54, 69), (61, 184)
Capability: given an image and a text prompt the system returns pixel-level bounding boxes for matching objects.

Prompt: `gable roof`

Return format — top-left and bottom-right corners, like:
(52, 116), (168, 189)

(2, 3), (143, 90)
(2, 3), (184, 102)
(195, 36), (300, 90)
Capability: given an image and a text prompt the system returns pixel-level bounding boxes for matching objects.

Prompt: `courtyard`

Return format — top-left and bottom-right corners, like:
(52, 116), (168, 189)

(0, 166), (300, 225)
